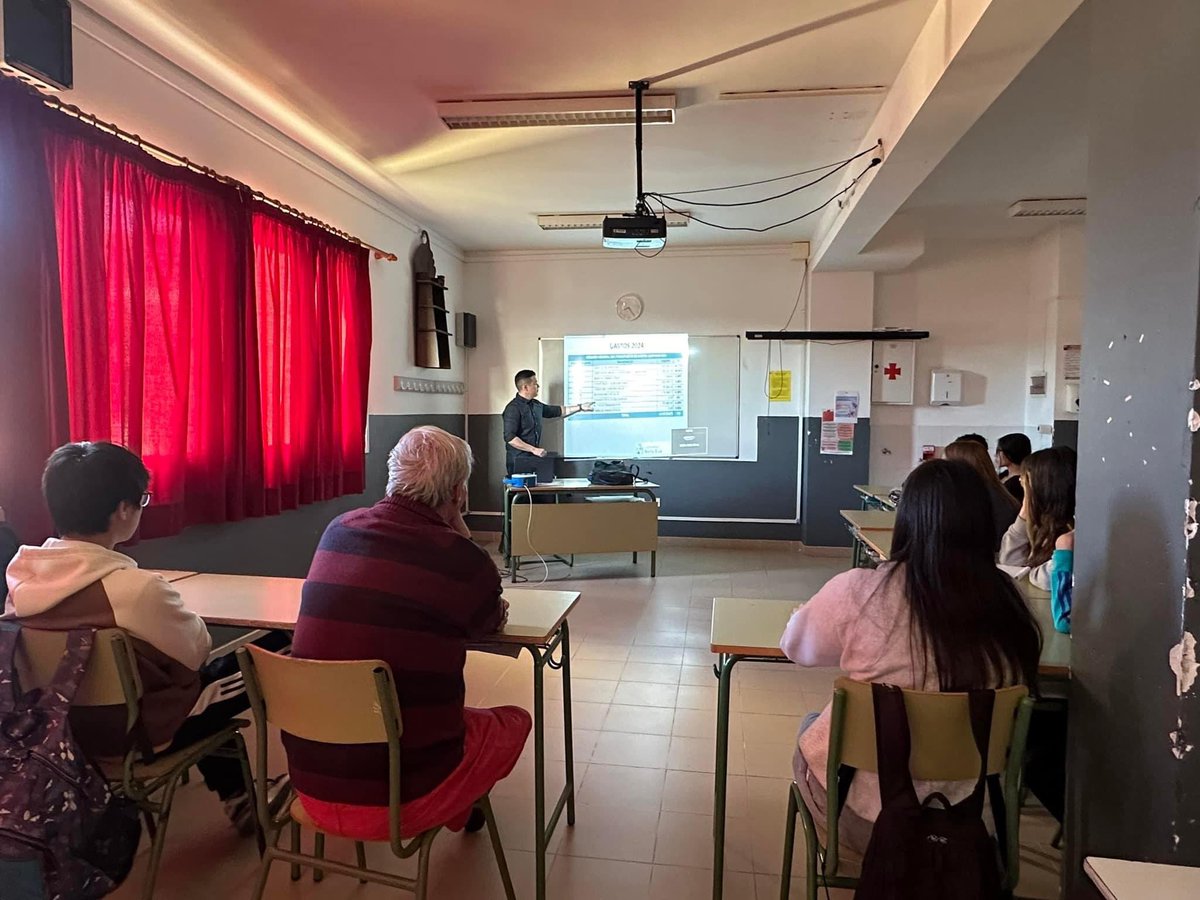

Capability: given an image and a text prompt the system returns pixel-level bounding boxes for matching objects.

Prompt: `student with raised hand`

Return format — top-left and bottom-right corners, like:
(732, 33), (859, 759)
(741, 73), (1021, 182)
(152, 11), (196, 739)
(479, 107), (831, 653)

(944, 439), (1020, 552)
(995, 433), (1032, 504)
(780, 459), (1042, 851)
(998, 447), (1077, 614)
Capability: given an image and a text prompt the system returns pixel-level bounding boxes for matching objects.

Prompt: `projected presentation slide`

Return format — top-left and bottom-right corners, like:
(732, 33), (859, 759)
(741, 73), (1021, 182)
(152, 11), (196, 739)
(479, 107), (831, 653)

(564, 333), (689, 458)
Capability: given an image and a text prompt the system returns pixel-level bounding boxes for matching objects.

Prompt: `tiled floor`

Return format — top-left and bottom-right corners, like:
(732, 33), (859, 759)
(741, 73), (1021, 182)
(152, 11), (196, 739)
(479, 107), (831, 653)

(111, 541), (1062, 899)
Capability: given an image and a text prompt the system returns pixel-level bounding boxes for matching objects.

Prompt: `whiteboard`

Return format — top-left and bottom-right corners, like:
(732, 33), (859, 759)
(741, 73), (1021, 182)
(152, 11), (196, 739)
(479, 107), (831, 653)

(538, 335), (740, 458)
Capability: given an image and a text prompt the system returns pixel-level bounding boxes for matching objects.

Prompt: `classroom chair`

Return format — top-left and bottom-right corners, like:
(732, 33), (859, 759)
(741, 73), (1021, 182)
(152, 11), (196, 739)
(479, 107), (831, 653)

(237, 644), (516, 900)
(779, 677), (1033, 900)
(15, 627), (256, 900)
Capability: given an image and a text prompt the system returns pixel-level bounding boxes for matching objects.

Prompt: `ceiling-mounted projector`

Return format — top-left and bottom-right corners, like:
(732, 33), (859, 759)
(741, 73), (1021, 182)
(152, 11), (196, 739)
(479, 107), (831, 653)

(602, 213), (667, 249)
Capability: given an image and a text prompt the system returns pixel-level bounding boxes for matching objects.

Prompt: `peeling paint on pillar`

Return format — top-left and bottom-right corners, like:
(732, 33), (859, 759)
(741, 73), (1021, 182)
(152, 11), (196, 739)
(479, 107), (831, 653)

(1170, 718), (1195, 759)
(1169, 631), (1197, 695)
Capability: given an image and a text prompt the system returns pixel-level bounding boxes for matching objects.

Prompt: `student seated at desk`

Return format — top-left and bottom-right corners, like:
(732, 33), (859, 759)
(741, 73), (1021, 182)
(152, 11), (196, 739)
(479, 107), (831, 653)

(4, 441), (285, 833)
(291, 426), (531, 839)
(780, 460), (1041, 851)
(995, 432), (1032, 504)
(999, 447), (1077, 633)
(944, 440), (1020, 552)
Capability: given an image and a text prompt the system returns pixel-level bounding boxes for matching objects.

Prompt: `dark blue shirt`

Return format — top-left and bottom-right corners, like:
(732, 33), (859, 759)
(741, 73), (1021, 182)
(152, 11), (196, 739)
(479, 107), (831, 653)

(502, 394), (561, 474)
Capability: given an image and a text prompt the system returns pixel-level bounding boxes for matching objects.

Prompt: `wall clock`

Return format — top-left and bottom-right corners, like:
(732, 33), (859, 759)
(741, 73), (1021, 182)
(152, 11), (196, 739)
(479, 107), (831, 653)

(616, 293), (644, 321)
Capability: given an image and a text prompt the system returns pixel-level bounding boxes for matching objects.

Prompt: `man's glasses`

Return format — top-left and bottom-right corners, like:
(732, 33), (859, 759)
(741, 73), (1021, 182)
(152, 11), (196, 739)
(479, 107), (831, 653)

(139, 491), (153, 508)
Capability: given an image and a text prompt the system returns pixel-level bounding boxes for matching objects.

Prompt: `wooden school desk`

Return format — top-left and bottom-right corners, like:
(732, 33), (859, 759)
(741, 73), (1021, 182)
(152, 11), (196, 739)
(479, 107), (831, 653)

(708, 594), (1072, 900)
(175, 573), (581, 900)
(839, 508), (896, 567)
(503, 477), (660, 581)
(852, 484), (899, 511)
(149, 570), (197, 582)
(1085, 857), (1200, 899)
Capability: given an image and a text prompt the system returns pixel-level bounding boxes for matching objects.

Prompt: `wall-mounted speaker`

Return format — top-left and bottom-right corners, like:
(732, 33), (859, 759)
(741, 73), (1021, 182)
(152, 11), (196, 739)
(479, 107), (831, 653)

(0, 0), (73, 91)
(456, 312), (477, 349)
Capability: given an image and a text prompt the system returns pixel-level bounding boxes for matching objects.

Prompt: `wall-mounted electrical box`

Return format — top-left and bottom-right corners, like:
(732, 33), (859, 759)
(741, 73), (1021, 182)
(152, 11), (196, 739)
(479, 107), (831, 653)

(1063, 383), (1080, 414)
(930, 369), (962, 406)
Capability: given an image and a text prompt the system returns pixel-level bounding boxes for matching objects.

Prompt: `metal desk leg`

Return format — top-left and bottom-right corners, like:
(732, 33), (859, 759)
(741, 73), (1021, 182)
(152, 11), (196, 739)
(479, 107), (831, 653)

(532, 646), (547, 900)
(528, 626), (575, 900)
(503, 489), (514, 570)
(651, 551), (657, 578)
(559, 622), (576, 826)
(712, 652), (742, 900)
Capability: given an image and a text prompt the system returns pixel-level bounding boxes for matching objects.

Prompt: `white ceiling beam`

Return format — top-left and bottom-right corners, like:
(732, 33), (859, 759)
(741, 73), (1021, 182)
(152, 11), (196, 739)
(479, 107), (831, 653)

(809, 0), (1084, 271)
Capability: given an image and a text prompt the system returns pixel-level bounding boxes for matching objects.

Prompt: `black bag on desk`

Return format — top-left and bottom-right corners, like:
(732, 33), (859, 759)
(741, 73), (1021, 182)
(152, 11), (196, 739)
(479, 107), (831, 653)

(587, 460), (638, 486)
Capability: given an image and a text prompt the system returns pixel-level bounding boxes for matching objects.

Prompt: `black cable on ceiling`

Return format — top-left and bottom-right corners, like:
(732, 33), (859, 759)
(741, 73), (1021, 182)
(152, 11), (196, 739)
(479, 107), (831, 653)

(654, 157), (880, 234)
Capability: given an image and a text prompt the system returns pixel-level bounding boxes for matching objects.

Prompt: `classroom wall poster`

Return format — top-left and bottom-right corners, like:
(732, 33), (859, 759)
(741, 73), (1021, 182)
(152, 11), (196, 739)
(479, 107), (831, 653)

(819, 409), (855, 455)
(834, 391), (860, 424)
(1063, 344), (1082, 382)
(767, 370), (792, 402)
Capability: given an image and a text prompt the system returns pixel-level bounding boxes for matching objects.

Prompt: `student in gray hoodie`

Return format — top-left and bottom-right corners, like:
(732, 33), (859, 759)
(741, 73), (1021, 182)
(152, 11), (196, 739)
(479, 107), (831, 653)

(5, 441), (275, 832)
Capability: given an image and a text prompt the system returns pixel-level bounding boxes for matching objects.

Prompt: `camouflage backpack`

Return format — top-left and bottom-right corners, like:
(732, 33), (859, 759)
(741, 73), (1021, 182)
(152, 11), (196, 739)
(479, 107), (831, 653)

(0, 624), (141, 899)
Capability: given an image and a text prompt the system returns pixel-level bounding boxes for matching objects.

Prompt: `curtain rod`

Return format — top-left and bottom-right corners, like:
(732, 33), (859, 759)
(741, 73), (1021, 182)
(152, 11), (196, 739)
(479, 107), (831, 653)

(39, 93), (400, 262)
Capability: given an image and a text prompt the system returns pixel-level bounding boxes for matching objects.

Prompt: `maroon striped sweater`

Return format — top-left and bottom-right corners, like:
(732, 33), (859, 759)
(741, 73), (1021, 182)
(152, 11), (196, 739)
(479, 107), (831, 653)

(288, 495), (505, 805)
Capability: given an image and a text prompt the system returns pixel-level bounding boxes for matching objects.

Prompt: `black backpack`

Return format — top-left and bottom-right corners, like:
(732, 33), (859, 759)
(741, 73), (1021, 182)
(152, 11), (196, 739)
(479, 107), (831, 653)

(588, 460), (638, 486)
(853, 683), (1007, 900)
(0, 625), (142, 899)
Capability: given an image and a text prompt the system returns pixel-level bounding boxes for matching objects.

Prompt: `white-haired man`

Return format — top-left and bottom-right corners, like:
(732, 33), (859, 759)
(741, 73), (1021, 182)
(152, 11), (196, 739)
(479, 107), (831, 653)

(291, 426), (530, 839)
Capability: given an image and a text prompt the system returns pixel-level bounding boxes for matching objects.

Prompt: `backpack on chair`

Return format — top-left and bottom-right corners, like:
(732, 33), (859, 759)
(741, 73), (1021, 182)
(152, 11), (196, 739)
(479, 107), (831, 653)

(853, 683), (1007, 900)
(0, 624), (141, 899)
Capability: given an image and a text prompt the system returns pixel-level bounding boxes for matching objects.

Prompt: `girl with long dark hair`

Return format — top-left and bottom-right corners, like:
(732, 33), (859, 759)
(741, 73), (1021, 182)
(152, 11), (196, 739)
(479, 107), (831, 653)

(780, 459), (1042, 849)
(1000, 448), (1076, 579)
(944, 439), (1020, 552)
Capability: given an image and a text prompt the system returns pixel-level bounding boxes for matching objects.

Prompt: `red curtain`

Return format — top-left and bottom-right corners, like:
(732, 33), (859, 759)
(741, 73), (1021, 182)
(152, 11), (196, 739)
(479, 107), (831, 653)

(251, 210), (371, 513)
(0, 80), (70, 543)
(42, 118), (371, 538)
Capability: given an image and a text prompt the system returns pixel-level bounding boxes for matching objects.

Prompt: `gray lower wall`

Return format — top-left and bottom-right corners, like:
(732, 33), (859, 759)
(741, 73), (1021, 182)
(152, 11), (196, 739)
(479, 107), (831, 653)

(1053, 419), (1079, 450)
(129, 414), (464, 577)
(799, 417), (871, 548)
(466, 415), (803, 540)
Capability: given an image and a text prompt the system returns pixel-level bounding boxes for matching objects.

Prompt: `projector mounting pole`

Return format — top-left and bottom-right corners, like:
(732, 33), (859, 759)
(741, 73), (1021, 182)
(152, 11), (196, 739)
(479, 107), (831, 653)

(630, 79), (649, 215)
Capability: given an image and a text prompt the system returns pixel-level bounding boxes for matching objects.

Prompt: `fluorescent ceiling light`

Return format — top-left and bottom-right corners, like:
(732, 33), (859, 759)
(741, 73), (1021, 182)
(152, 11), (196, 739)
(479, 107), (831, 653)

(537, 213), (689, 231)
(1008, 198), (1087, 218)
(718, 86), (886, 101)
(437, 94), (676, 130)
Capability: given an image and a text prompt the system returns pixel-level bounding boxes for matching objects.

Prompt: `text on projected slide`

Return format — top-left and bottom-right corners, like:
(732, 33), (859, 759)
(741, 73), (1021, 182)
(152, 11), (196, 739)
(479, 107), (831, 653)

(564, 334), (689, 458)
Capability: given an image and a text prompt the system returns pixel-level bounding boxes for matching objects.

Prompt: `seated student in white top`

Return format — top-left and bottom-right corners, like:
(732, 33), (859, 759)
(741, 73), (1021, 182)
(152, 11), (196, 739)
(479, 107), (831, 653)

(5, 441), (286, 833)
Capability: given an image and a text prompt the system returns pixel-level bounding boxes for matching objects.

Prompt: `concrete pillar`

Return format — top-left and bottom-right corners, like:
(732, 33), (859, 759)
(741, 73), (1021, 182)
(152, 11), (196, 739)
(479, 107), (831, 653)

(1067, 0), (1200, 893)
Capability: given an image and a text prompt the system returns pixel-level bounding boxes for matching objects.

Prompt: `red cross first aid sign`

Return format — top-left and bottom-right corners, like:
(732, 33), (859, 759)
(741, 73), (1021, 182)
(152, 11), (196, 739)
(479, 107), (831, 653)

(872, 342), (915, 404)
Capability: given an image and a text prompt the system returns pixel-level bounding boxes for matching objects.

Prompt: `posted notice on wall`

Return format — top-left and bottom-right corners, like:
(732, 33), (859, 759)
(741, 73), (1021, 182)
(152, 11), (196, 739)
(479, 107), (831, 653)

(834, 391), (860, 424)
(768, 370), (792, 402)
(820, 409), (855, 455)
(1063, 344), (1082, 382)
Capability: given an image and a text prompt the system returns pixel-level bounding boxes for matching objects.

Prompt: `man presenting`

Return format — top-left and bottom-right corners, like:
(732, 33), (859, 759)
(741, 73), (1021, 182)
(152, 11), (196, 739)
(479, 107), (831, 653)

(502, 370), (592, 475)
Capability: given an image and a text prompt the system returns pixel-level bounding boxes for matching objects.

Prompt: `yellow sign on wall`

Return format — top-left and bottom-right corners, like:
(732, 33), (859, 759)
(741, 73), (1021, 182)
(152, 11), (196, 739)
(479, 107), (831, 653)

(768, 370), (792, 402)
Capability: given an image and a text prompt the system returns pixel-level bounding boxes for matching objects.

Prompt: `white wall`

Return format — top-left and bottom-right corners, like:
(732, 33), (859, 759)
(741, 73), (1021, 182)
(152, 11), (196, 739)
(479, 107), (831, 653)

(64, 9), (464, 420)
(805, 271), (875, 420)
(462, 246), (808, 462)
(870, 227), (1084, 486)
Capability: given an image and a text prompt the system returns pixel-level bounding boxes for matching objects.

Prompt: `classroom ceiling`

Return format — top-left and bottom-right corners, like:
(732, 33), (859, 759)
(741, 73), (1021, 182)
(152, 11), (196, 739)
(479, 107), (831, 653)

(887, 4), (1089, 245)
(126, 0), (940, 251)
